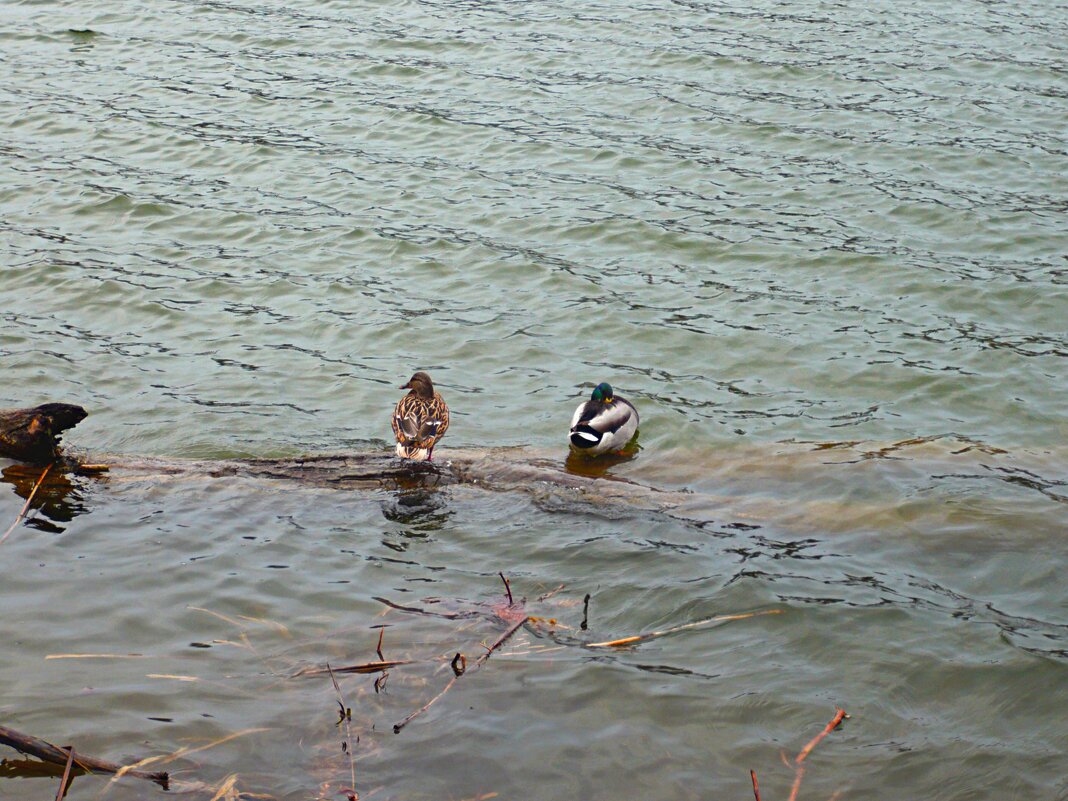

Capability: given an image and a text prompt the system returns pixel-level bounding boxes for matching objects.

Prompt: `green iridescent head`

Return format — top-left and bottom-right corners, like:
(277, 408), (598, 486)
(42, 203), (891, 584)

(591, 383), (614, 403)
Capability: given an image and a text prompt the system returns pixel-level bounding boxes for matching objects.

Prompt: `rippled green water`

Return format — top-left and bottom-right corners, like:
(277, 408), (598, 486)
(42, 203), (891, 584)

(2, 0), (1066, 798)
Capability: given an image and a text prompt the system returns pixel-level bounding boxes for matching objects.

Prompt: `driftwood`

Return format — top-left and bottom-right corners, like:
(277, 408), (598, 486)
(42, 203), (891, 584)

(0, 404), (87, 465)
(0, 403), (682, 505)
(0, 724), (169, 789)
(105, 451), (700, 522)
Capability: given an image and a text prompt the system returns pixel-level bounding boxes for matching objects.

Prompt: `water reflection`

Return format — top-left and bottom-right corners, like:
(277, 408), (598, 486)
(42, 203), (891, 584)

(380, 487), (453, 552)
(563, 442), (641, 479)
(0, 464), (90, 532)
(381, 487), (453, 530)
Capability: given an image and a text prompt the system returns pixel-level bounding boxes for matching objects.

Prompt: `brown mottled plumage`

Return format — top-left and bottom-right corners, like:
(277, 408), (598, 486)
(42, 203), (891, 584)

(391, 372), (450, 461)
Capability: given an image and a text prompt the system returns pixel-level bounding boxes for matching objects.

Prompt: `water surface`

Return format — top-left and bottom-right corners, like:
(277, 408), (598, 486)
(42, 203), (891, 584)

(2, 0), (1066, 798)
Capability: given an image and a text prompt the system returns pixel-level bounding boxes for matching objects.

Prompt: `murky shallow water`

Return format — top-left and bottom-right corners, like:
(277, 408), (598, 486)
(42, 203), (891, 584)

(2, 0), (1067, 798)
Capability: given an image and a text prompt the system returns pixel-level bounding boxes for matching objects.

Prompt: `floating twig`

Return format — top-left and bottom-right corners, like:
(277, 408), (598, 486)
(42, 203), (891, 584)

(749, 768), (761, 801)
(54, 746), (74, 801)
(393, 616), (527, 734)
(499, 572), (513, 605)
(536, 584), (566, 601)
(327, 664), (357, 801)
(0, 724), (168, 788)
(45, 653), (145, 660)
(74, 463), (110, 474)
(581, 593), (591, 630)
(796, 706), (847, 765)
(373, 596), (471, 620)
(0, 461), (54, 546)
(393, 673), (457, 734)
(376, 629), (385, 662)
(293, 660), (412, 678)
(586, 609), (782, 647)
(787, 707), (848, 801)
(107, 727), (269, 781)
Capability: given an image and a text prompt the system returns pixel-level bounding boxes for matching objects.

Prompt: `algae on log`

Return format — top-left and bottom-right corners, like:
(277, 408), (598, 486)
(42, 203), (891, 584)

(0, 404), (87, 465)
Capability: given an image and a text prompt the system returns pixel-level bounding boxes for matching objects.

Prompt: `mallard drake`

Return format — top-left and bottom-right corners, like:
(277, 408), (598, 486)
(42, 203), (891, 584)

(392, 371), (450, 461)
(568, 382), (638, 456)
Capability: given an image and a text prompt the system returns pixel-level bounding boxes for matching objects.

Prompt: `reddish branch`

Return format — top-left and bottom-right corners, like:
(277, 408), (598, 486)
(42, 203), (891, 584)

(748, 707), (847, 801)
(796, 706), (847, 765)
(787, 706), (847, 801)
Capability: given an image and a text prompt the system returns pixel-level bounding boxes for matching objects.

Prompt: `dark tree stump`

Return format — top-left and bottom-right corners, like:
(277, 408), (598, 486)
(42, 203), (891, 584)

(0, 404), (87, 464)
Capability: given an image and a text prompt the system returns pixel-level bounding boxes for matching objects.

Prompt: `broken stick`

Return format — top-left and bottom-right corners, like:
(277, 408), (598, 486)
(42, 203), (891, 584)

(393, 615), (527, 734)
(0, 724), (169, 788)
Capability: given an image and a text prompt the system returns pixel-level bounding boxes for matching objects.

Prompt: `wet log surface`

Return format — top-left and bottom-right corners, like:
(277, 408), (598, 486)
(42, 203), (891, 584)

(0, 405), (87, 465)
(104, 450), (697, 517)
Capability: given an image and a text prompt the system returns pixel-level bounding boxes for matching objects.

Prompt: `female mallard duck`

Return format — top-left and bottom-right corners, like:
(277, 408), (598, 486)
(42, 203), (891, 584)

(392, 371), (450, 461)
(569, 382), (638, 456)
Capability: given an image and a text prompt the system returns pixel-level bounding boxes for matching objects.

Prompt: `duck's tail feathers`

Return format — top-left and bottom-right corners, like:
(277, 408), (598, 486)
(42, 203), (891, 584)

(395, 443), (432, 461)
(569, 425), (603, 449)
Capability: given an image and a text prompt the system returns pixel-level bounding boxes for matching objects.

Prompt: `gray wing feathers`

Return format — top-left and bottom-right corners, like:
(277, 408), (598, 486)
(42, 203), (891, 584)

(589, 401), (634, 434)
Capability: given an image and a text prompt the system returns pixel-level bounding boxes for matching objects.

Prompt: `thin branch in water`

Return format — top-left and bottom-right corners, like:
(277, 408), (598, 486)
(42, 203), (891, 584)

(54, 746), (75, 801)
(393, 674), (460, 734)
(499, 572), (513, 605)
(108, 727), (269, 777)
(376, 629), (385, 662)
(472, 617), (527, 671)
(206, 773), (239, 801)
(393, 616), (527, 734)
(749, 769), (760, 801)
(292, 660), (411, 678)
(536, 584), (566, 601)
(46, 653), (145, 660)
(235, 613), (291, 638)
(0, 461), (54, 546)
(787, 707), (848, 801)
(327, 664), (357, 801)
(373, 596), (469, 620)
(581, 593), (591, 631)
(796, 706), (847, 765)
(586, 609), (782, 647)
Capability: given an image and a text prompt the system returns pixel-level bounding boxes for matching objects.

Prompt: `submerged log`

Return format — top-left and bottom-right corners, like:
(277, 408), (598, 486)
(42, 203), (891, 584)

(104, 450), (699, 520)
(0, 405), (87, 465)
(9, 401), (995, 532)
